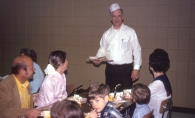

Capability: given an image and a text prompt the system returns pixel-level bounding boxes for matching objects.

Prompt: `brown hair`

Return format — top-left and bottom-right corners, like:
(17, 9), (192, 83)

(49, 50), (66, 69)
(86, 82), (110, 100)
(131, 83), (151, 105)
(51, 100), (84, 118)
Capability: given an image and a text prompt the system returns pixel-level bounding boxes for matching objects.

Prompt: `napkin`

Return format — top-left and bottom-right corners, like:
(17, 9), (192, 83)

(44, 64), (56, 75)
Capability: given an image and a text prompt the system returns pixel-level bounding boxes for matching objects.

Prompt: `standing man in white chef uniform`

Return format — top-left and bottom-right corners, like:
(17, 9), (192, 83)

(93, 3), (142, 91)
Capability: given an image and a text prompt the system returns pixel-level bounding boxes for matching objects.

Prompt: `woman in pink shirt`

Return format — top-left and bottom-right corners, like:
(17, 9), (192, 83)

(37, 50), (68, 107)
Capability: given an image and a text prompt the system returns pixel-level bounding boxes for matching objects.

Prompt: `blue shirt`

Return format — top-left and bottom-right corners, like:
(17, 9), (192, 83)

(30, 62), (44, 94)
(132, 103), (151, 118)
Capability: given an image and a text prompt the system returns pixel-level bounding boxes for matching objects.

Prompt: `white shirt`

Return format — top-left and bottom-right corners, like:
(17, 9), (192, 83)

(148, 80), (171, 118)
(96, 23), (142, 69)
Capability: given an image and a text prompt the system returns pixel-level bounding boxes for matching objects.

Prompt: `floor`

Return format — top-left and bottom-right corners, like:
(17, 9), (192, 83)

(172, 112), (195, 118)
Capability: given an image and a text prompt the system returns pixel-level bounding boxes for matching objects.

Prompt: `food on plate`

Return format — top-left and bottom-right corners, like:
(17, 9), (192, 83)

(67, 94), (87, 106)
(89, 56), (98, 60)
(114, 95), (122, 101)
(123, 89), (131, 98)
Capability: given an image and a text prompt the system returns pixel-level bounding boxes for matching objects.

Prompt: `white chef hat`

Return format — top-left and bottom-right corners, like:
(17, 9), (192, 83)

(109, 3), (121, 13)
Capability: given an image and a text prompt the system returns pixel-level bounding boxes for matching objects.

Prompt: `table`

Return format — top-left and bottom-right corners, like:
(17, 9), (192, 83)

(36, 92), (134, 118)
(118, 98), (134, 113)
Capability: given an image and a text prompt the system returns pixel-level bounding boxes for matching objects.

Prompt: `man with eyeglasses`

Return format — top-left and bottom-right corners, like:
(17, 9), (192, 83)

(93, 3), (142, 91)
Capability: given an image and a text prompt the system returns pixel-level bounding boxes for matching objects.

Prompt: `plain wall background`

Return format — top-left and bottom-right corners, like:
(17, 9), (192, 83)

(0, 0), (195, 109)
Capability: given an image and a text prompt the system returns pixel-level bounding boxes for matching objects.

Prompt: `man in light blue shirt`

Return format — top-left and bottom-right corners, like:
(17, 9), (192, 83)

(20, 48), (44, 94)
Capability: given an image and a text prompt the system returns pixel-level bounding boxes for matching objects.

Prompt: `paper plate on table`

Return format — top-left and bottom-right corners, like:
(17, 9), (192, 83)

(112, 100), (127, 104)
(67, 96), (87, 104)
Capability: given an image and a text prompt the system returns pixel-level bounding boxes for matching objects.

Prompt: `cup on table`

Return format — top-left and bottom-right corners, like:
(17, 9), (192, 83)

(123, 89), (131, 98)
(84, 113), (90, 118)
(42, 110), (50, 118)
(109, 93), (114, 101)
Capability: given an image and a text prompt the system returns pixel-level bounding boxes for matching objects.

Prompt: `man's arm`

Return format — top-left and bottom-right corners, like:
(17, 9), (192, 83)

(0, 83), (27, 117)
(131, 69), (140, 81)
(93, 35), (107, 65)
(130, 30), (142, 81)
(0, 82), (40, 118)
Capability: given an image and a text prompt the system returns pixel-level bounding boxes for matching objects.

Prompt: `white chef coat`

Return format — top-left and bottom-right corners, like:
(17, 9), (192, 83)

(96, 23), (142, 70)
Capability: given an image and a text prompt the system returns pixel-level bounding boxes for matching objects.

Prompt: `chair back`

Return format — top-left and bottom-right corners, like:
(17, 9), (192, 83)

(160, 98), (172, 118)
(143, 110), (154, 118)
(66, 84), (74, 95)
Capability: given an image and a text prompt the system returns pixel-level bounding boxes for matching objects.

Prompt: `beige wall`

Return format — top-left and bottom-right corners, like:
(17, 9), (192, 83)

(0, 0), (195, 108)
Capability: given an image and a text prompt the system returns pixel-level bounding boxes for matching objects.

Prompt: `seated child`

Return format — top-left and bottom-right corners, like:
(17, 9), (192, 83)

(132, 83), (151, 118)
(51, 100), (84, 118)
(86, 82), (124, 118)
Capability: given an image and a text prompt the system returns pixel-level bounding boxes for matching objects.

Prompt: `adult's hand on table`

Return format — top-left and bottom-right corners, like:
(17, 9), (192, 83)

(131, 69), (140, 81)
(25, 108), (41, 118)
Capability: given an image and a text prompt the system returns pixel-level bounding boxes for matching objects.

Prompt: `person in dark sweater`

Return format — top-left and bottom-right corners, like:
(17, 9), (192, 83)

(148, 48), (172, 118)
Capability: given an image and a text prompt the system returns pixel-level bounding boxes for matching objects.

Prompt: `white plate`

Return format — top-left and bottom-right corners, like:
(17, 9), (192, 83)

(89, 56), (98, 60)
(87, 57), (114, 62)
(67, 96), (87, 104)
(112, 100), (126, 104)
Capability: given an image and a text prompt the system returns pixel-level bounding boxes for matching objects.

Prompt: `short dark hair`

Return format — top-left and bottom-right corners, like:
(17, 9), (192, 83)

(86, 83), (110, 100)
(20, 48), (37, 62)
(11, 61), (27, 74)
(149, 48), (170, 72)
(131, 83), (151, 105)
(49, 50), (66, 69)
(51, 100), (84, 118)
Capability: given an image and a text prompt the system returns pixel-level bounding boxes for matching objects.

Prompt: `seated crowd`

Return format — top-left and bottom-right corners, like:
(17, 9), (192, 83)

(0, 47), (172, 118)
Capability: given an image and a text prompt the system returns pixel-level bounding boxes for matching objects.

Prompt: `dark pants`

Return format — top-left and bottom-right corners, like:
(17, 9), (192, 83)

(105, 63), (133, 92)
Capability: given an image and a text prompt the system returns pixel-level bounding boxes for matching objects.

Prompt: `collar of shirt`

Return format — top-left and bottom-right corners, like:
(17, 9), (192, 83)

(101, 102), (109, 117)
(136, 103), (147, 108)
(13, 74), (30, 108)
(13, 74), (29, 88)
(111, 23), (125, 31)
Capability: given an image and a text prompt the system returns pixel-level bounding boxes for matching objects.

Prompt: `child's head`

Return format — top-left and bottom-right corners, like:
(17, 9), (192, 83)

(86, 83), (110, 113)
(51, 100), (84, 118)
(131, 83), (151, 105)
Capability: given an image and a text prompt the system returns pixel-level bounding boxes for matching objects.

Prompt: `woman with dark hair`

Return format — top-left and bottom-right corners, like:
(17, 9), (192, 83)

(20, 48), (44, 94)
(37, 50), (68, 107)
(148, 48), (172, 118)
(51, 100), (84, 118)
